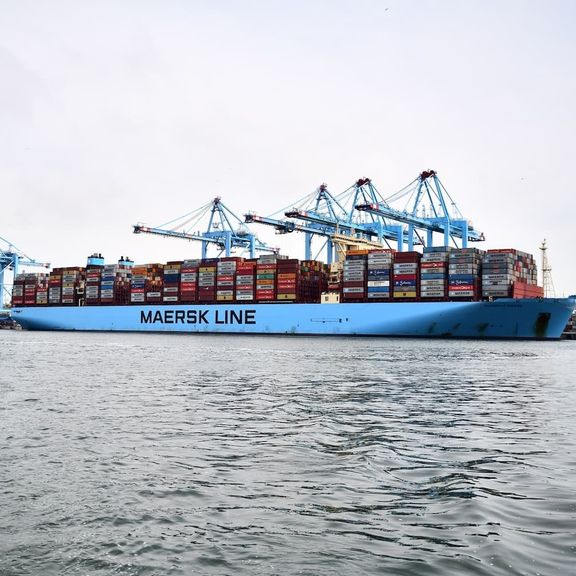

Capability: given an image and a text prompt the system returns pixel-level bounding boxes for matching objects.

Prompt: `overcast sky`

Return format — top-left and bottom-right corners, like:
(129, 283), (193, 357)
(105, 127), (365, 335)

(1, 0), (574, 294)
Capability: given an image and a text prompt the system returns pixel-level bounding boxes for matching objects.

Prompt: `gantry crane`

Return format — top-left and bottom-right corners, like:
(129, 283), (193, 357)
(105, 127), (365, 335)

(355, 171), (485, 250)
(246, 183), (405, 263)
(1, 236), (50, 309)
(133, 197), (277, 258)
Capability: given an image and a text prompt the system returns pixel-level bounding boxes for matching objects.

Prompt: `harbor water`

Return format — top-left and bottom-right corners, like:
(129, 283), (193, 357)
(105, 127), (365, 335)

(1, 331), (576, 575)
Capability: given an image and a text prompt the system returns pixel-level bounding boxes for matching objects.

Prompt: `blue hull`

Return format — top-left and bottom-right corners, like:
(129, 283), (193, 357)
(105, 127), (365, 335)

(11, 298), (576, 339)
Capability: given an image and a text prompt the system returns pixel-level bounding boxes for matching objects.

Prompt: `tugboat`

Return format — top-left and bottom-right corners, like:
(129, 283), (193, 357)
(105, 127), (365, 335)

(562, 305), (576, 340)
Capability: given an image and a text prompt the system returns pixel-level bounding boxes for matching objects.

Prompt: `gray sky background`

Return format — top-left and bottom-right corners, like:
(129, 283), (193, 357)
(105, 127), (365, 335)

(1, 0), (574, 294)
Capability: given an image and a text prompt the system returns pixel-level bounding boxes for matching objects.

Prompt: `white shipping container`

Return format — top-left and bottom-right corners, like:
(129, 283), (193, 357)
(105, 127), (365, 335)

(367, 280), (390, 287)
(421, 279), (445, 287)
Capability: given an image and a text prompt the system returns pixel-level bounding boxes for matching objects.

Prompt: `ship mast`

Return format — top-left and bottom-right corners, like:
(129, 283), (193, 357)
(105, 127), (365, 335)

(539, 239), (556, 297)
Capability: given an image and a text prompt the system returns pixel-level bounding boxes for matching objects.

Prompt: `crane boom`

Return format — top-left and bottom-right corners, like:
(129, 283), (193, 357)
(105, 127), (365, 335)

(355, 172), (485, 250)
(133, 197), (277, 258)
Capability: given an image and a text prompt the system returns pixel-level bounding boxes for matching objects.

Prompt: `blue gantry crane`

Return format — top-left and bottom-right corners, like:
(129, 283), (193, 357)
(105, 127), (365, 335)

(133, 197), (278, 258)
(1, 236), (50, 309)
(246, 182), (405, 263)
(355, 170), (485, 250)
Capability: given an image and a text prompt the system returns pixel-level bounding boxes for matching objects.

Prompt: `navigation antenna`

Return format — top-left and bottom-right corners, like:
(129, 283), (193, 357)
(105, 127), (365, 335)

(539, 239), (556, 297)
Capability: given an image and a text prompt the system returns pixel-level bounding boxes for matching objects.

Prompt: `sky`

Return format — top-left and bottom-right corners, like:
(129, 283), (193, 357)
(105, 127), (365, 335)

(1, 0), (575, 295)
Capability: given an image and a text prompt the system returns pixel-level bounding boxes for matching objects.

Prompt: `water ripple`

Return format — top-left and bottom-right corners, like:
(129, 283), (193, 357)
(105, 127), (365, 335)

(1, 331), (576, 575)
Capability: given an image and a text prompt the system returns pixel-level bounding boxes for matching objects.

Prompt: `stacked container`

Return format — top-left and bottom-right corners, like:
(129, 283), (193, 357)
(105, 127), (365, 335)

(326, 261), (343, 292)
(393, 252), (420, 299)
(482, 249), (539, 299)
(85, 265), (102, 305)
(198, 259), (217, 302)
(61, 268), (83, 305)
(99, 259), (132, 305)
(276, 259), (299, 301)
(256, 255), (277, 301)
(420, 247), (450, 299)
(35, 274), (49, 305)
(100, 264), (117, 304)
(448, 248), (483, 299)
(11, 274), (25, 307)
(180, 260), (200, 302)
(367, 249), (393, 300)
(235, 260), (256, 301)
(217, 258), (240, 302)
(48, 269), (62, 305)
(299, 260), (326, 303)
(144, 264), (164, 304)
(342, 251), (367, 301)
(131, 265), (147, 304)
(163, 262), (181, 303)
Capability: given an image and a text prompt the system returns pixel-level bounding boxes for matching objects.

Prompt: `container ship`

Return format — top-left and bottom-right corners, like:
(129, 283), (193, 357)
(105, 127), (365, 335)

(10, 247), (575, 339)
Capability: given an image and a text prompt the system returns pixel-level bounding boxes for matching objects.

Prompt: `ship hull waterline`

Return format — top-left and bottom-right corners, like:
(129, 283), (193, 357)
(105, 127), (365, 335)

(11, 298), (576, 340)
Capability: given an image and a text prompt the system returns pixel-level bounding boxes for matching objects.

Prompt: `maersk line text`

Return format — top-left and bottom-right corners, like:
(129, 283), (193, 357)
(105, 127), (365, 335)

(140, 309), (257, 325)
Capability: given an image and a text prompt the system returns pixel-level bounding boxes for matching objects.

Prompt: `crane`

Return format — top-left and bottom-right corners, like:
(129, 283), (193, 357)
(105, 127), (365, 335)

(244, 212), (387, 263)
(246, 183), (405, 263)
(134, 197), (278, 259)
(355, 171), (485, 250)
(1, 236), (50, 309)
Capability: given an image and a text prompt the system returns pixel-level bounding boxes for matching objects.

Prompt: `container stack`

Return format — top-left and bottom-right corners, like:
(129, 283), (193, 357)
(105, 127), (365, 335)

(61, 268), (83, 305)
(448, 248), (483, 299)
(35, 274), (49, 305)
(85, 265), (102, 305)
(235, 260), (256, 301)
(482, 249), (541, 299)
(22, 274), (39, 306)
(393, 252), (421, 299)
(99, 261), (132, 305)
(326, 261), (343, 292)
(342, 251), (367, 301)
(367, 249), (393, 300)
(217, 258), (239, 302)
(163, 262), (181, 304)
(420, 247), (450, 299)
(298, 260), (325, 302)
(144, 264), (164, 304)
(100, 264), (117, 304)
(11, 274), (25, 307)
(276, 259), (299, 301)
(198, 259), (218, 303)
(48, 269), (62, 305)
(130, 265), (147, 304)
(256, 255), (277, 301)
(180, 260), (200, 302)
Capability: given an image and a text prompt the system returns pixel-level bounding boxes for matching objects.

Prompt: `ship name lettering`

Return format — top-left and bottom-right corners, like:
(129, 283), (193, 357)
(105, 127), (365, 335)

(214, 309), (256, 325)
(140, 309), (209, 324)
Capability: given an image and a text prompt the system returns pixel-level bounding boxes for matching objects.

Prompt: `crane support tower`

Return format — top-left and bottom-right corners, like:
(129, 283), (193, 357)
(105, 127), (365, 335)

(1, 236), (50, 309)
(539, 239), (556, 297)
(246, 182), (404, 263)
(355, 170), (485, 250)
(134, 197), (278, 259)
